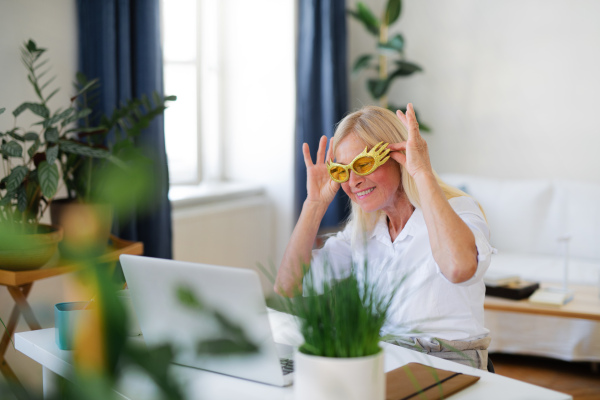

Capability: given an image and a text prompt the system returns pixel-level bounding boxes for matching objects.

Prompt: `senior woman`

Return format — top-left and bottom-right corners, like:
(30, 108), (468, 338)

(275, 104), (494, 370)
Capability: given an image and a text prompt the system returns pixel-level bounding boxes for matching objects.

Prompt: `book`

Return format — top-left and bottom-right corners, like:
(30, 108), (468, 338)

(385, 362), (480, 400)
(528, 288), (574, 306)
(485, 280), (540, 300)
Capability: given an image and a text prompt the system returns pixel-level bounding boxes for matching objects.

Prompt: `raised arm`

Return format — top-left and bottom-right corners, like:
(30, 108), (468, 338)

(387, 104), (478, 283)
(274, 135), (340, 297)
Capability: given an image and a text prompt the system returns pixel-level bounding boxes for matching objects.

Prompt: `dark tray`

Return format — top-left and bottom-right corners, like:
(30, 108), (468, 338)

(485, 281), (540, 300)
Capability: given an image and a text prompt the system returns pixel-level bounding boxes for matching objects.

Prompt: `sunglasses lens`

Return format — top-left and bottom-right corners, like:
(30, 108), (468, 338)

(329, 166), (348, 182)
(352, 156), (375, 174)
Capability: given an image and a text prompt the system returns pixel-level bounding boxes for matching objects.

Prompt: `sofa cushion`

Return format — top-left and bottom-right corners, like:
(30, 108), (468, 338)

(440, 174), (564, 256)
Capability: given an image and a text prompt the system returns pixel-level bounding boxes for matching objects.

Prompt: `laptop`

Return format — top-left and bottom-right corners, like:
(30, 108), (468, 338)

(119, 254), (295, 386)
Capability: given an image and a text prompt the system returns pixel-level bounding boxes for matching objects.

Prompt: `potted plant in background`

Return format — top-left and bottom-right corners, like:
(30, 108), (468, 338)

(50, 71), (175, 259)
(275, 261), (401, 400)
(0, 39), (175, 267)
(0, 41), (68, 270)
(348, 0), (430, 131)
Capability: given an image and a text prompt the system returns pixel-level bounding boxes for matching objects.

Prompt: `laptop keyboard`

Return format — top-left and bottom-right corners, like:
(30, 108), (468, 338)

(280, 358), (294, 375)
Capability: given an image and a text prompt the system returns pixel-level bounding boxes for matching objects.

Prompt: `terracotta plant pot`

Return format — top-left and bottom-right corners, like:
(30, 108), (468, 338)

(50, 199), (113, 260)
(0, 224), (63, 271)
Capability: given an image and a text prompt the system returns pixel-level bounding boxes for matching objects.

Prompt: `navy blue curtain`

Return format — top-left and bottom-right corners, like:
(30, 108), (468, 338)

(76, 0), (172, 259)
(295, 0), (349, 228)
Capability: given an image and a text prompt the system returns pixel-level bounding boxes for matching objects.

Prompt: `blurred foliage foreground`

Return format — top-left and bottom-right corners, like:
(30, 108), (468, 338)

(0, 41), (258, 400)
(1, 258), (259, 400)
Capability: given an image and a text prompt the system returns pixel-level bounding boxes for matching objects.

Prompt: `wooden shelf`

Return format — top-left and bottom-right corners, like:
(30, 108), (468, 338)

(484, 283), (600, 321)
(0, 235), (143, 287)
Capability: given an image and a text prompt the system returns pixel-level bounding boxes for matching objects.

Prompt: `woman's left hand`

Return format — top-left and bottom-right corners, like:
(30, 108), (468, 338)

(387, 103), (433, 179)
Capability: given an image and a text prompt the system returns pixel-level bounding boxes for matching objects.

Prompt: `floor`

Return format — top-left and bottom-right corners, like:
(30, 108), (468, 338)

(491, 353), (600, 400)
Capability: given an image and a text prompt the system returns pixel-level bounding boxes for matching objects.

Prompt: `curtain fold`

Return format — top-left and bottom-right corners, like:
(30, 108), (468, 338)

(295, 0), (350, 228)
(76, 0), (172, 259)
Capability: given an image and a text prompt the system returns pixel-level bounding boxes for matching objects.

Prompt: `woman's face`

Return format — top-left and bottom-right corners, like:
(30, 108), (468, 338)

(335, 134), (402, 213)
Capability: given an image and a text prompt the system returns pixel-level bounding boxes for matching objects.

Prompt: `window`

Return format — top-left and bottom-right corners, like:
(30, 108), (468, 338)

(162, 0), (198, 184)
(162, 0), (223, 185)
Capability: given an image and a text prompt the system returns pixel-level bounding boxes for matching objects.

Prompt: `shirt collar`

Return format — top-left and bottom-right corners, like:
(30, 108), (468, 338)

(370, 207), (421, 244)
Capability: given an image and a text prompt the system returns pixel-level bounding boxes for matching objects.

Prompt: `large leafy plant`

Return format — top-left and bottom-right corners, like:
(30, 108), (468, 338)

(61, 73), (175, 203)
(349, 0), (430, 131)
(0, 40), (175, 232)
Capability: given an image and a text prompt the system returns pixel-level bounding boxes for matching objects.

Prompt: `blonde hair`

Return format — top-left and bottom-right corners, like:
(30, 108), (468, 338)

(332, 105), (479, 233)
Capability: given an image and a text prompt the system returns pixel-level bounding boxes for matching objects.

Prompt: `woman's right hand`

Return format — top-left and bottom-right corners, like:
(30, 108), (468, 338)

(303, 135), (340, 206)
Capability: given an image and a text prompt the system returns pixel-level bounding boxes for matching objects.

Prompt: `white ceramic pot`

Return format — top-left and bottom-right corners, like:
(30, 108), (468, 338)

(294, 349), (385, 400)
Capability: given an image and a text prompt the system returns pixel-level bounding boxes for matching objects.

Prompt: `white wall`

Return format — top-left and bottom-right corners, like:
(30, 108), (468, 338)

(220, 0), (296, 266)
(349, 0), (600, 183)
(0, 0), (78, 393)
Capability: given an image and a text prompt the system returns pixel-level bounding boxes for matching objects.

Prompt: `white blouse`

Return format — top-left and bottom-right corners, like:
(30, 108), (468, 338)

(308, 196), (495, 341)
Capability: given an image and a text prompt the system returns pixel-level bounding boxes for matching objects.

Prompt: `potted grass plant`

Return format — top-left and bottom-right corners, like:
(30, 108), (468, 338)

(278, 260), (400, 400)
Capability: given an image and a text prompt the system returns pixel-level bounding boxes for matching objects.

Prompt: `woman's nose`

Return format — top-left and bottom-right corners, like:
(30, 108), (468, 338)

(348, 170), (364, 187)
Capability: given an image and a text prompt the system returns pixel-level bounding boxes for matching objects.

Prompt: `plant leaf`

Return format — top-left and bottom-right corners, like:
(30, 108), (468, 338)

(7, 166), (29, 192)
(378, 34), (404, 53)
(348, 2), (380, 36)
(44, 127), (59, 143)
(367, 78), (390, 99)
(17, 187), (27, 212)
(45, 88), (60, 103)
(59, 139), (110, 158)
(28, 140), (40, 158)
(391, 60), (423, 76)
(1, 141), (23, 157)
(385, 0), (402, 25)
(7, 129), (24, 142)
(38, 161), (59, 198)
(0, 108), (5, 116)
(46, 145), (59, 165)
(23, 132), (39, 141)
(352, 54), (373, 74)
(12, 102), (49, 119)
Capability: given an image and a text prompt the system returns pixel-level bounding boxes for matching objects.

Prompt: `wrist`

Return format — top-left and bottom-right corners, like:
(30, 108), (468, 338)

(412, 169), (436, 185)
(303, 199), (329, 218)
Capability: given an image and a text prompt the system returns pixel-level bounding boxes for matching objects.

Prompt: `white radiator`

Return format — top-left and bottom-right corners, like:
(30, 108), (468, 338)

(171, 189), (274, 296)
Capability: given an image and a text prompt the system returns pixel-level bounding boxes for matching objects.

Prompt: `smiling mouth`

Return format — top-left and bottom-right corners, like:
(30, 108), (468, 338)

(355, 187), (374, 198)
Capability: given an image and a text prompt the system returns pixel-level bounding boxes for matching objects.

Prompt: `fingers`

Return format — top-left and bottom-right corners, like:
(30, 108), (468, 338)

(390, 150), (406, 166)
(406, 103), (421, 139)
(316, 135), (328, 164)
(387, 142), (407, 166)
(302, 143), (314, 168)
(395, 109), (408, 128)
(326, 137), (334, 163)
(386, 142), (407, 151)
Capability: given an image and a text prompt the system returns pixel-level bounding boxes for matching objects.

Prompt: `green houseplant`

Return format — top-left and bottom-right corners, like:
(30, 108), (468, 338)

(0, 39), (175, 267)
(272, 260), (402, 400)
(49, 71), (175, 259)
(348, 0), (430, 131)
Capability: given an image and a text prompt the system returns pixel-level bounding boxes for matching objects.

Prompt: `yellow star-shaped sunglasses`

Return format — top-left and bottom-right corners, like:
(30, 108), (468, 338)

(327, 141), (391, 183)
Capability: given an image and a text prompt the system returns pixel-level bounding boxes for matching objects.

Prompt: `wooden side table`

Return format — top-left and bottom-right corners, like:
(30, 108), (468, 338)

(484, 283), (600, 321)
(0, 235), (143, 385)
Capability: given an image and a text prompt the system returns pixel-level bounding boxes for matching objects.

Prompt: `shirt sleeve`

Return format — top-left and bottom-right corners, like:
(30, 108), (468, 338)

(304, 224), (354, 295)
(442, 196), (496, 286)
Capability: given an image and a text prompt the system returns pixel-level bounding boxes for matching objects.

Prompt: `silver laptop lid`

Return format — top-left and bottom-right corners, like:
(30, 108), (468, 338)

(119, 254), (288, 386)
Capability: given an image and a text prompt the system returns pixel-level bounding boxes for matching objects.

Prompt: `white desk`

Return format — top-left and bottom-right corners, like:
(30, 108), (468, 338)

(16, 309), (571, 400)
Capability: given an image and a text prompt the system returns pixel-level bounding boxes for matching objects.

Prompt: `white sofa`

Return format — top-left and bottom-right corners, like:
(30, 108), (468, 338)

(440, 173), (600, 362)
